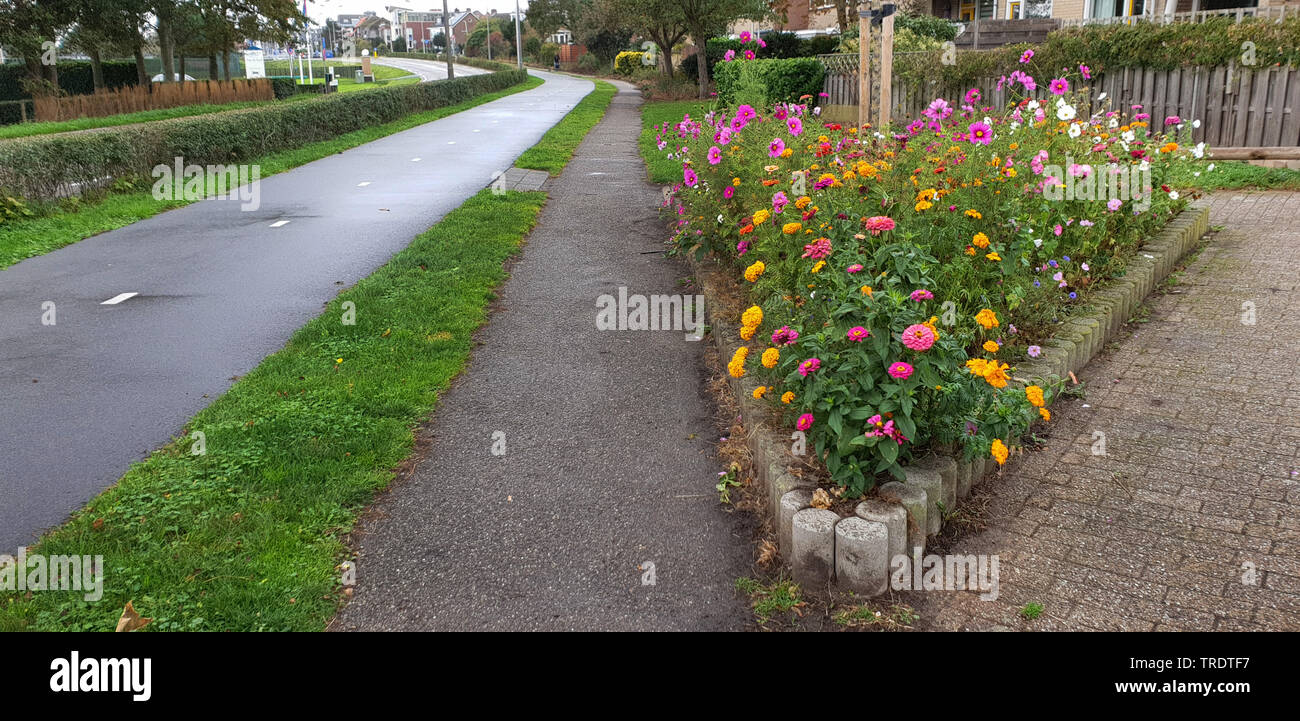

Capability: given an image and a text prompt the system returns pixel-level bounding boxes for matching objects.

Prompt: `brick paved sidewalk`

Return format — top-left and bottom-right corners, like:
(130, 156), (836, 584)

(904, 191), (1300, 631)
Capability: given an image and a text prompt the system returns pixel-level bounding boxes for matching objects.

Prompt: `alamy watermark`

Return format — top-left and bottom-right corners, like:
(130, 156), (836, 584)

(595, 287), (704, 341)
(151, 157), (261, 211)
(0, 547), (103, 602)
(891, 549), (999, 601)
(1042, 160), (1152, 212)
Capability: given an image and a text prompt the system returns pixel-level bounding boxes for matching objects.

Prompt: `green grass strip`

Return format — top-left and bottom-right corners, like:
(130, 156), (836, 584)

(1167, 158), (1300, 192)
(0, 69), (614, 632)
(637, 99), (712, 185)
(514, 79), (616, 175)
(0, 74), (544, 271)
(0, 189), (547, 632)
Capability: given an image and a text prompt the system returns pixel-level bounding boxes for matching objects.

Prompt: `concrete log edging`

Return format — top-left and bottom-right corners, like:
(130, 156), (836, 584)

(690, 202), (1210, 596)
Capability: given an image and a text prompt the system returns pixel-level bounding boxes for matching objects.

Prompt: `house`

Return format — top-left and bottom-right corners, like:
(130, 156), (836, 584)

(382, 7), (480, 51)
(927, 0), (1282, 22)
(352, 15), (393, 48)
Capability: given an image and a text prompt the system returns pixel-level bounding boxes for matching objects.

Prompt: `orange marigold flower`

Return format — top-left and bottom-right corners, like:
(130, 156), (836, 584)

(991, 438), (1009, 465)
(744, 261), (765, 282)
(781, 391), (795, 404)
(753, 386), (767, 399)
(972, 232), (990, 248)
(982, 340), (1000, 354)
(1025, 385), (1045, 408)
(761, 347), (779, 368)
(975, 308), (999, 329)
(728, 346), (749, 378)
(1039, 407), (1051, 421)
(782, 222), (802, 234)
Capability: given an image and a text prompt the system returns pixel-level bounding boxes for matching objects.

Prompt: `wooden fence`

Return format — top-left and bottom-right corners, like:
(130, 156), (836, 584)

(820, 56), (1300, 149)
(32, 78), (274, 123)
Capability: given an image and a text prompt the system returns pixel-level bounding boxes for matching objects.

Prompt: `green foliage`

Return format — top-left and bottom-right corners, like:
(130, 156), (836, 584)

(0, 70), (530, 201)
(715, 57), (825, 107)
(0, 193), (34, 225)
(895, 13), (959, 42)
(0, 60), (139, 103)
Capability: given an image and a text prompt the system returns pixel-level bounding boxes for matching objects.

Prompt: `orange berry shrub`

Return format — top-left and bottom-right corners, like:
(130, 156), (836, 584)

(657, 66), (1202, 495)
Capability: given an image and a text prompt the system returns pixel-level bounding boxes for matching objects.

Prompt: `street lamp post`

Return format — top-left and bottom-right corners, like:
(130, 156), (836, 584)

(515, 1), (522, 70)
(442, 0), (453, 79)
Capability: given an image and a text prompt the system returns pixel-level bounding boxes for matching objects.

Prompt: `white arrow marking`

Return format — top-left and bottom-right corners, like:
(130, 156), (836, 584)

(101, 292), (138, 305)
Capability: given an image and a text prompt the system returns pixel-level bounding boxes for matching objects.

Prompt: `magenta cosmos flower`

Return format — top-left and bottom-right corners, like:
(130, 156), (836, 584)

(910, 289), (934, 302)
(901, 324), (936, 352)
(723, 49), (736, 62)
(847, 326), (869, 342)
(739, 31), (752, 43)
(798, 358), (821, 376)
(796, 413), (814, 431)
(787, 116), (803, 136)
(772, 326), (799, 345)
(683, 167), (698, 187)
(1019, 49), (1034, 63)
(707, 146), (722, 165)
(1049, 77), (1069, 95)
(769, 137), (786, 157)
(723, 186), (734, 199)
(863, 215), (895, 235)
(887, 361), (914, 380)
(968, 121), (993, 145)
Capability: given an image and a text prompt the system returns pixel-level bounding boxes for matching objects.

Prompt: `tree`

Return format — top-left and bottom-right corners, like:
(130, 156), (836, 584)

(525, 0), (588, 40)
(830, 0), (859, 33)
(603, 0), (687, 77)
(675, 0), (770, 98)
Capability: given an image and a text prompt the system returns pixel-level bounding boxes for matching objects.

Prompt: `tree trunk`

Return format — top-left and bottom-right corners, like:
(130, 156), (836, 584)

(692, 32), (709, 99)
(208, 53), (219, 80)
(179, 53), (187, 81)
(158, 16), (176, 82)
(89, 47), (105, 90)
(134, 44), (148, 85)
(221, 49), (232, 81)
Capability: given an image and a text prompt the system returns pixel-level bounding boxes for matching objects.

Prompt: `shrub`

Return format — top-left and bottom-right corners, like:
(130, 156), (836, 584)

(0, 70), (529, 201)
(614, 51), (645, 75)
(578, 53), (604, 73)
(655, 69), (1197, 494)
(539, 42), (560, 67)
(0, 61), (139, 102)
(715, 57), (825, 107)
(895, 13), (959, 42)
(760, 31), (804, 59)
(679, 37), (744, 80)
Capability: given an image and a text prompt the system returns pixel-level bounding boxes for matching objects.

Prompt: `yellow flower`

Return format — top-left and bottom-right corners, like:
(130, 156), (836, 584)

(744, 261), (765, 283)
(782, 222), (802, 235)
(795, 196), (812, 210)
(728, 347), (749, 378)
(975, 308), (999, 329)
(732, 177), (741, 186)
(1160, 142), (1179, 153)
(982, 361), (1011, 389)
(860, 285), (873, 296)
(781, 148), (793, 158)
(982, 340), (1000, 354)
(1039, 407), (1051, 421)
(972, 232), (990, 249)
(923, 316), (940, 341)
(752, 209), (771, 225)
(991, 438), (1009, 465)
(753, 386), (767, 399)
(965, 209), (982, 219)
(761, 347), (779, 368)
(986, 252), (1002, 262)
(781, 391), (795, 404)
(1025, 385), (1045, 408)
(741, 305), (763, 328)
(914, 200), (933, 212)
(739, 324), (756, 341)
(811, 260), (826, 274)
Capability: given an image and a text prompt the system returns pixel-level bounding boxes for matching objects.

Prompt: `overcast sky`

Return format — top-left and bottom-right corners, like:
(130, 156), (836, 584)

(303, 0), (533, 24)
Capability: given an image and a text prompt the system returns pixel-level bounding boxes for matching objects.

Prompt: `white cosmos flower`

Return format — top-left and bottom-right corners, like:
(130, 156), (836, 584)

(1108, 118), (1119, 128)
(1208, 163), (1216, 171)
(1098, 92), (1107, 101)
(1068, 124), (1082, 138)
(1192, 119), (1201, 128)
(1027, 99), (1040, 111)
(1010, 121), (1021, 131)
(1192, 142), (1206, 158)
(1138, 159), (1150, 172)
(1033, 238), (1043, 248)
(1057, 104), (1077, 121)
(1169, 190), (1180, 200)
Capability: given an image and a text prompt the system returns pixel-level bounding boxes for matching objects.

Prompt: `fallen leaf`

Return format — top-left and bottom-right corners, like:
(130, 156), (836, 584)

(115, 601), (152, 632)
(757, 539), (777, 566)
(811, 488), (832, 510)
(91, 518), (104, 530)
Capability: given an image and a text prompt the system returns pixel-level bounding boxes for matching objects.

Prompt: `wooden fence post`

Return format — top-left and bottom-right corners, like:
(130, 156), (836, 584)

(858, 6), (871, 130)
(880, 11), (894, 129)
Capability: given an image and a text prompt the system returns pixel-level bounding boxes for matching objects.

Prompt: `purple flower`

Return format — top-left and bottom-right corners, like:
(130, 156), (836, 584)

(1028, 345), (1042, 358)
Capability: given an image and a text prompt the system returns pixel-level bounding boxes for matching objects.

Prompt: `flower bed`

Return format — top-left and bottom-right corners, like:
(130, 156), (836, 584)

(656, 59), (1205, 497)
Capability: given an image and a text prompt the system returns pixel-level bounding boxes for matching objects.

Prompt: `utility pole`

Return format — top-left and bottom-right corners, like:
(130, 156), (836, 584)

(442, 0), (454, 79)
(515, 0), (523, 70)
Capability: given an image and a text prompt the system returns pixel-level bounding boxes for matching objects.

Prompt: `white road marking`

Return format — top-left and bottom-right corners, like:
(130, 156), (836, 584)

(101, 292), (138, 305)
(270, 220), (290, 227)
(411, 157), (422, 162)
(358, 181), (371, 187)
(447, 141), (455, 145)
(472, 129), (481, 133)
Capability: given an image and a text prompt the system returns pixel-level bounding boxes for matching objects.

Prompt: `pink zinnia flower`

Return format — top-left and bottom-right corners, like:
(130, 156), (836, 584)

(901, 324), (936, 352)
(910, 289), (934, 302)
(847, 326), (869, 342)
(796, 413), (814, 431)
(887, 362), (914, 380)
(863, 215), (895, 235)
(798, 358), (821, 376)
(801, 237), (831, 259)
(846, 263), (864, 273)
(772, 326), (799, 345)
(772, 191), (789, 212)
(769, 138), (786, 157)
(1164, 115), (1181, 126)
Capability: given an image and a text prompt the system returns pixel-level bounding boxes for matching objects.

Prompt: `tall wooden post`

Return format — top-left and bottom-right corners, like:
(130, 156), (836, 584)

(858, 6), (871, 130)
(879, 12), (894, 129)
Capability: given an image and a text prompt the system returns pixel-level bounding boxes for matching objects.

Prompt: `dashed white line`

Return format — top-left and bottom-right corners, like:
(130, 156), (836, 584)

(357, 181), (371, 187)
(270, 220), (290, 228)
(447, 141), (455, 145)
(411, 157), (422, 162)
(101, 292), (138, 306)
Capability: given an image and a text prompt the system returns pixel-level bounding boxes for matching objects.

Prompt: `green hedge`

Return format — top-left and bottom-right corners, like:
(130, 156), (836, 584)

(715, 57), (825, 108)
(0, 61), (140, 102)
(896, 15), (1300, 89)
(383, 51), (517, 73)
(0, 69), (529, 201)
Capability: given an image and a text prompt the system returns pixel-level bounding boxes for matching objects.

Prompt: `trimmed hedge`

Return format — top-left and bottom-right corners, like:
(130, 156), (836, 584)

(715, 57), (825, 108)
(0, 61), (140, 102)
(0, 69), (529, 201)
